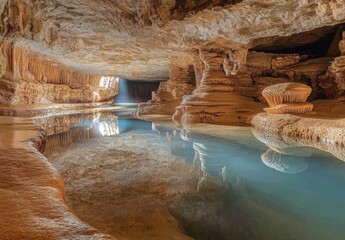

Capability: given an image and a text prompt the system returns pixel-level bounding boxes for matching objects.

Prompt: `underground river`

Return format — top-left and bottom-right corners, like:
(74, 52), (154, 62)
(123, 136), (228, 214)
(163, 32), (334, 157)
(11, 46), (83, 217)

(32, 110), (345, 240)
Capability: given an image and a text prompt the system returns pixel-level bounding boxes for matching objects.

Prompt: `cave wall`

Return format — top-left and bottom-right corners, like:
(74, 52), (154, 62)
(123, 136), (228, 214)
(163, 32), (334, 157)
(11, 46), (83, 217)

(0, 39), (118, 105)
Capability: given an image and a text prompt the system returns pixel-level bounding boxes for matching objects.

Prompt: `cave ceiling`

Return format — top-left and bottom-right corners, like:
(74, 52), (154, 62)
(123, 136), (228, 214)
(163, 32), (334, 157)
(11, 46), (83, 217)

(1, 0), (345, 80)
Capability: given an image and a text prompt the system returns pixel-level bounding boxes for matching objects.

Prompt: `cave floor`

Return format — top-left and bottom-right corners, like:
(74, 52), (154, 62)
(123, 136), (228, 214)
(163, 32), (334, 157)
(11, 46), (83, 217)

(0, 103), (345, 240)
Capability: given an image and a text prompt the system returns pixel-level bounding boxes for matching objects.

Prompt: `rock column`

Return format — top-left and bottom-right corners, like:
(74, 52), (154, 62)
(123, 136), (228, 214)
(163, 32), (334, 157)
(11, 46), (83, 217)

(173, 49), (262, 126)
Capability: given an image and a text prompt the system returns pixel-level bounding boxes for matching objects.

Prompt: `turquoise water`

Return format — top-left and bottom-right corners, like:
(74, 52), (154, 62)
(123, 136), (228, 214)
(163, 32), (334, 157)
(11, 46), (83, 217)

(43, 112), (345, 240)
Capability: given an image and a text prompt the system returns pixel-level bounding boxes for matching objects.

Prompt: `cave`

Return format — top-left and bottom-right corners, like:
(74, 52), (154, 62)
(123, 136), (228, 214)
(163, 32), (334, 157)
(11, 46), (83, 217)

(115, 79), (160, 105)
(1, 1), (345, 240)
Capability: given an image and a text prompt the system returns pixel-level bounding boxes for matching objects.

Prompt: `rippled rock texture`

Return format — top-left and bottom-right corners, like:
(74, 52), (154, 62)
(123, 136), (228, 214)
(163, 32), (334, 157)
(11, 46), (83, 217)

(0, 116), (114, 240)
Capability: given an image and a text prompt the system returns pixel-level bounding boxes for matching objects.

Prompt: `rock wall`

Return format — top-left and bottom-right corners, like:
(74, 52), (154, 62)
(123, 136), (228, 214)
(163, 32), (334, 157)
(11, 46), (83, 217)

(0, 39), (118, 105)
(329, 31), (345, 93)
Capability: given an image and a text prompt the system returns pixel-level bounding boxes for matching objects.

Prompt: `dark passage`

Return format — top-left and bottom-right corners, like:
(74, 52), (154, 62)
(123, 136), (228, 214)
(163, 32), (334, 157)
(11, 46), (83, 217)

(115, 79), (160, 104)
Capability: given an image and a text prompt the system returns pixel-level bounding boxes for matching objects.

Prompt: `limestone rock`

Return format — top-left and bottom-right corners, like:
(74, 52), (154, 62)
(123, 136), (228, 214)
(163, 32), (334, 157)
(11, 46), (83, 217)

(329, 32), (345, 91)
(262, 83), (313, 114)
(0, 117), (114, 240)
(264, 103), (314, 114)
(2, 0), (345, 80)
(174, 49), (263, 126)
(0, 40), (118, 105)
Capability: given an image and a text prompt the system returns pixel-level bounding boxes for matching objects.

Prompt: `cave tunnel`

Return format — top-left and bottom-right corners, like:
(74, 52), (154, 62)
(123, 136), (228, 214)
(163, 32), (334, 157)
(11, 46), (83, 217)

(114, 79), (160, 106)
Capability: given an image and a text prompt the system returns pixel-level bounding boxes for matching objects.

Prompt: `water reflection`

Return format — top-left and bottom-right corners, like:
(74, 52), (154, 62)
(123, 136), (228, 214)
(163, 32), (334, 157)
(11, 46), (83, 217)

(38, 112), (345, 240)
(261, 148), (309, 174)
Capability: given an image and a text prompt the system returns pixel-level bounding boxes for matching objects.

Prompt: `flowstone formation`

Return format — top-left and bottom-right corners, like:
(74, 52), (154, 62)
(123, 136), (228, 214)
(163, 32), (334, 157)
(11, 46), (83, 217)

(262, 83), (313, 114)
(174, 48), (263, 126)
(0, 40), (118, 105)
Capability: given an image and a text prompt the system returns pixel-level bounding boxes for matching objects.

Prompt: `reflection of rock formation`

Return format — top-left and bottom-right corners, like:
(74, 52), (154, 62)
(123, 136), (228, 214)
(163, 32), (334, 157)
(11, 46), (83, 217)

(34, 112), (119, 156)
(152, 121), (195, 164)
(253, 125), (312, 174)
(251, 114), (345, 162)
(261, 148), (309, 174)
(193, 142), (229, 185)
(0, 40), (118, 105)
(173, 124), (345, 240)
(50, 127), (197, 240)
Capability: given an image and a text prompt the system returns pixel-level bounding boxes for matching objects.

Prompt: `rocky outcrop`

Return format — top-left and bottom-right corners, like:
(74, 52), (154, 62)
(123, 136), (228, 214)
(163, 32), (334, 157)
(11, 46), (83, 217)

(0, 39), (118, 105)
(329, 31), (345, 92)
(251, 113), (345, 146)
(252, 122), (345, 163)
(136, 65), (196, 116)
(262, 83), (313, 114)
(174, 49), (263, 126)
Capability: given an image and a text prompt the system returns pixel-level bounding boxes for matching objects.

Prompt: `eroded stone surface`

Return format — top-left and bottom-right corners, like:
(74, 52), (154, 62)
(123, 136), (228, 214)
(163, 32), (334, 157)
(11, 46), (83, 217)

(0, 116), (114, 240)
(174, 49), (263, 126)
(262, 83), (313, 114)
(0, 40), (118, 105)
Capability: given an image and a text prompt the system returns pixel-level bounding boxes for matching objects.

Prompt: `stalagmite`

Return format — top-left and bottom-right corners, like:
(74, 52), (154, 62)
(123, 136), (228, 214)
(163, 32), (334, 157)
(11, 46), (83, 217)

(262, 83), (313, 114)
(174, 48), (263, 126)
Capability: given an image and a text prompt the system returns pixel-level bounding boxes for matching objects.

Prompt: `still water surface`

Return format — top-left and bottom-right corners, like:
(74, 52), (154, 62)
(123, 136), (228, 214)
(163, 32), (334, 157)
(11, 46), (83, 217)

(40, 111), (345, 240)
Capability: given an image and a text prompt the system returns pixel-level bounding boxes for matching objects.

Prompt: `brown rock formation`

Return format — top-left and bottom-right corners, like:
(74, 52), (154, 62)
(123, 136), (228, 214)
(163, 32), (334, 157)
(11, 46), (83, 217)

(1, 0), (345, 80)
(0, 39), (118, 105)
(252, 122), (345, 163)
(262, 83), (313, 114)
(174, 49), (263, 126)
(329, 32), (345, 91)
(251, 113), (345, 146)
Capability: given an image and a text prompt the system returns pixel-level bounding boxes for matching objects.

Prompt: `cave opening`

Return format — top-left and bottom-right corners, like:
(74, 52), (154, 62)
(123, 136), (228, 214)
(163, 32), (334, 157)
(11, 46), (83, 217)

(114, 79), (160, 106)
(251, 24), (345, 58)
